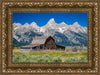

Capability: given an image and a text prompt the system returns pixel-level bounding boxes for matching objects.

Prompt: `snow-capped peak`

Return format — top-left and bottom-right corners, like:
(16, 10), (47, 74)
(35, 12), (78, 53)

(30, 22), (39, 28)
(49, 18), (55, 22)
(72, 22), (80, 27)
(23, 23), (29, 26)
(13, 23), (22, 27)
(43, 18), (57, 29)
(13, 23), (22, 29)
(47, 18), (56, 24)
(13, 20), (87, 34)
(60, 22), (66, 25)
(24, 23), (29, 25)
(30, 22), (37, 25)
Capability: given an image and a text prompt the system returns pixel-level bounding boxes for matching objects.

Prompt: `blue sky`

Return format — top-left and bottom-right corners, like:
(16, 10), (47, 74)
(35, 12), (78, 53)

(13, 12), (87, 27)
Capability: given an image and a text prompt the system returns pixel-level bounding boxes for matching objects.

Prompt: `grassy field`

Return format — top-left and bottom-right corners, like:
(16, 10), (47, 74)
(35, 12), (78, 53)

(12, 49), (88, 63)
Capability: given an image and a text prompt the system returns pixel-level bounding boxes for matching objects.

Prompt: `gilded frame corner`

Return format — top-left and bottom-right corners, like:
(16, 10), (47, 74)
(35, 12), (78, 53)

(1, 1), (99, 74)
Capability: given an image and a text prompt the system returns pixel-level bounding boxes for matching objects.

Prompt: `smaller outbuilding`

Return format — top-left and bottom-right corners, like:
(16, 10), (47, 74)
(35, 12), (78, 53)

(20, 36), (65, 52)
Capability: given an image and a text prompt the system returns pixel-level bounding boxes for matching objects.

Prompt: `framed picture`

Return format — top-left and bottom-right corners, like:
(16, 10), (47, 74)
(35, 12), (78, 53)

(0, 0), (100, 75)
(12, 12), (88, 63)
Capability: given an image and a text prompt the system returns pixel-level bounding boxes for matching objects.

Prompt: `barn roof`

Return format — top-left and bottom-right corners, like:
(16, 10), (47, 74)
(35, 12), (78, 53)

(20, 44), (40, 48)
(21, 36), (52, 48)
(31, 36), (51, 45)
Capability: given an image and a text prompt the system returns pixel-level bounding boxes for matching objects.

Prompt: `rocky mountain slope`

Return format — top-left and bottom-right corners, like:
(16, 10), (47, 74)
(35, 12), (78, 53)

(13, 18), (87, 47)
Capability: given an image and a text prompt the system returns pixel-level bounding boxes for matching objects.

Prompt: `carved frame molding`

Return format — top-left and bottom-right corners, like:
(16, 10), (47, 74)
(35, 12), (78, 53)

(1, 1), (99, 74)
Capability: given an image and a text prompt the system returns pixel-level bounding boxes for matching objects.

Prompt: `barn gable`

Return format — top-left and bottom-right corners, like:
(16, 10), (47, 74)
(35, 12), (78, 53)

(45, 36), (57, 49)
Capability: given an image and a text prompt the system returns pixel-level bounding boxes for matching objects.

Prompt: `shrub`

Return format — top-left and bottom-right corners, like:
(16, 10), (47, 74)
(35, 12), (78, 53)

(64, 57), (78, 63)
(64, 59), (68, 63)
(28, 59), (38, 63)
(71, 57), (76, 62)
(18, 57), (25, 62)
(12, 54), (18, 62)
(53, 56), (62, 63)
(79, 57), (87, 62)
(43, 54), (50, 58)
(12, 51), (88, 63)
(38, 54), (51, 63)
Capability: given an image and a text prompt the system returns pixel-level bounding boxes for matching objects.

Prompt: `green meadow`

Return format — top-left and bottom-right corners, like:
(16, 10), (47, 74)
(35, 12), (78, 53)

(12, 49), (88, 63)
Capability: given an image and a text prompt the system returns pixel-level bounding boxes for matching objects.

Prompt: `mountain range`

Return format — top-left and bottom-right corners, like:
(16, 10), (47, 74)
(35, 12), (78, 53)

(13, 18), (87, 47)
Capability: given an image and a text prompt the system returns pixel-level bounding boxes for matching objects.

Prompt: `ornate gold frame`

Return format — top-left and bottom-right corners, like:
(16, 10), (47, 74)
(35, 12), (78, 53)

(0, 1), (99, 74)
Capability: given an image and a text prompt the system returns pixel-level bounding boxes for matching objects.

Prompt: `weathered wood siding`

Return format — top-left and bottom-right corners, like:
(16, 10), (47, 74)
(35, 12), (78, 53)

(45, 38), (56, 49)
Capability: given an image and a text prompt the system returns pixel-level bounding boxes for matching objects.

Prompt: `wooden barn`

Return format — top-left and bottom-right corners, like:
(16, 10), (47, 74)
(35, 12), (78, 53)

(20, 36), (65, 52)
